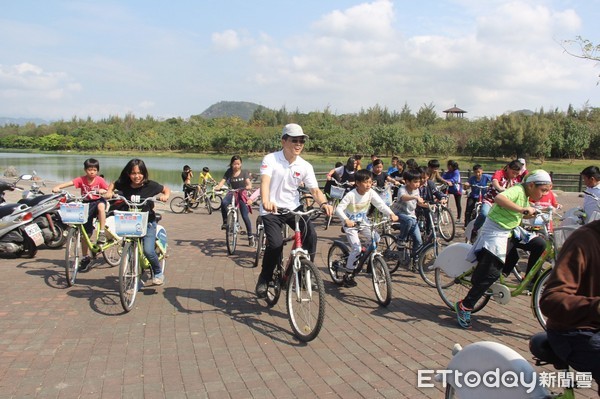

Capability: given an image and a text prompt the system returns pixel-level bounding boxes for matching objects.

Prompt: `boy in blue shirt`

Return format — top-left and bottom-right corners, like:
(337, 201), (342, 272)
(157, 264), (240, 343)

(463, 164), (492, 226)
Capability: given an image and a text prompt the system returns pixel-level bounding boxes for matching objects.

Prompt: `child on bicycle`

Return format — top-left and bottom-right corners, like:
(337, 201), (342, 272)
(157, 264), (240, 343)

(417, 166), (448, 234)
(52, 158), (108, 272)
(181, 165), (195, 213)
(105, 159), (170, 286)
(391, 169), (427, 266)
(441, 160), (463, 222)
(463, 164), (492, 226)
(455, 170), (552, 329)
(335, 169), (398, 287)
(214, 155), (255, 246)
(198, 166), (214, 187)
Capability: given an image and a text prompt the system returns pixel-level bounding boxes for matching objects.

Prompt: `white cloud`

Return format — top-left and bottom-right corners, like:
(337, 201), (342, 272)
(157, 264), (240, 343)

(211, 29), (254, 51)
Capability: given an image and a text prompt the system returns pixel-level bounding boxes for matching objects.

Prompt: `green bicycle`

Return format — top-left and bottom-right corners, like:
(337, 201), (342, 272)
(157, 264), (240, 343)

(59, 193), (124, 287)
(114, 195), (168, 312)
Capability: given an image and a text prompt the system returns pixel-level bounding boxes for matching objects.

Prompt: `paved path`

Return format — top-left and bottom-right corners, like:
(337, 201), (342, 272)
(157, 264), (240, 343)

(0, 188), (596, 398)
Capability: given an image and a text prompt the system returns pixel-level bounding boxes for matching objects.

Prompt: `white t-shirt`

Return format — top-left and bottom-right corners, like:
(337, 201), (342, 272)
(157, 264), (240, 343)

(584, 182), (600, 223)
(260, 150), (319, 215)
(335, 188), (394, 222)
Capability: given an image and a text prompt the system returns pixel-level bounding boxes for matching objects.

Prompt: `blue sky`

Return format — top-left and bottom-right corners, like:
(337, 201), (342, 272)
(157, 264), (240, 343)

(1, 0), (599, 120)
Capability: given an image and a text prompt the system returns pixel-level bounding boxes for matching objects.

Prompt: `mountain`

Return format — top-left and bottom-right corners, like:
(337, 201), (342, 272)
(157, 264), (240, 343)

(0, 117), (49, 126)
(199, 101), (264, 121)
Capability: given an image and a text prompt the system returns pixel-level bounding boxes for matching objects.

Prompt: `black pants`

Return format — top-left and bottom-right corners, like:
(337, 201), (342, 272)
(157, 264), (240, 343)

(462, 248), (503, 309)
(259, 213), (317, 281)
(464, 197), (478, 226)
(548, 329), (600, 393)
(503, 236), (546, 276)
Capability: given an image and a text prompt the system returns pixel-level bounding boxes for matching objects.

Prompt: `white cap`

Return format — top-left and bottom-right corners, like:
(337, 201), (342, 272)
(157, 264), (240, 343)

(525, 169), (552, 185)
(282, 123), (308, 138)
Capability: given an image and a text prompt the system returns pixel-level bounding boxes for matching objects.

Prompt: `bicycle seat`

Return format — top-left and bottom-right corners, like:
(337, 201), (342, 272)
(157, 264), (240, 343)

(390, 222), (402, 231)
(0, 203), (29, 218)
(529, 332), (569, 370)
(17, 194), (57, 206)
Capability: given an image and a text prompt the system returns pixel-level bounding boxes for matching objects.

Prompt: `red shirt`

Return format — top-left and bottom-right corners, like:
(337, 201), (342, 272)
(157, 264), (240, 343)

(484, 169), (518, 204)
(72, 176), (108, 200)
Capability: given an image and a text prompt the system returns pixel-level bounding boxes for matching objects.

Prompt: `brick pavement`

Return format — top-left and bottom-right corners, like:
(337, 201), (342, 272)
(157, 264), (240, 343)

(0, 189), (596, 398)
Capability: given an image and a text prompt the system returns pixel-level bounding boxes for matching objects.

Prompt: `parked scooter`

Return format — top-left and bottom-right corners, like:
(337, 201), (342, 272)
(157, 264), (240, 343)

(12, 173), (68, 249)
(0, 181), (43, 257)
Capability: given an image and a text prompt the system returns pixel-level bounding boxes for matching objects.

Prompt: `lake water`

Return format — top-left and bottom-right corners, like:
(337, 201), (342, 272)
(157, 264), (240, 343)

(0, 151), (333, 191)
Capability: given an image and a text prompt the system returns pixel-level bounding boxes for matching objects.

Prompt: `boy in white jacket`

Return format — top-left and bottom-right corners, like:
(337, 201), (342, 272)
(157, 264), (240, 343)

(335, 169), (398, 287)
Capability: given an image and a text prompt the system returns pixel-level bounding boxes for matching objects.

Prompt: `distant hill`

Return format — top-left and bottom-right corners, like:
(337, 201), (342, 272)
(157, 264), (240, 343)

(199, 101), (265, 121)
(0, 117), (49, 126)
(509, 109), (535, 116)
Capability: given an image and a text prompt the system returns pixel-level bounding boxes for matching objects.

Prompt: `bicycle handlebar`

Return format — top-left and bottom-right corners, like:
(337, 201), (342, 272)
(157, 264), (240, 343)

(276, 207), (322, 218)
(112, 194), (161, 207)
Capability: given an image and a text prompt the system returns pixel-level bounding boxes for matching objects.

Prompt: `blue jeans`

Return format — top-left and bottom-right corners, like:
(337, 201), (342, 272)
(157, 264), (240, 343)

(548, 329), (600, 390)
(142, 221), (161, 276)
(473, 202), (492, 231)
(394, 213), (422, 257)
(221, 193), (253, 236)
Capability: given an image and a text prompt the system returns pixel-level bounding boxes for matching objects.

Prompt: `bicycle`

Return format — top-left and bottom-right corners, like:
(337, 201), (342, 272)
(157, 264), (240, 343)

(169, 183), (212, 215)
(261, 207), (326, 342)
(434, 208), (571, 330)
(380, 203), (442, 287)
(371, 184), (394, 235)
(223, 187), (248, 255)
(205, 182), (224, 211)
(327, 217), (393, 306)
(324, 178), (353, 230)
(463, 183), (489, 229)
(431, 201), (456, 242)
(113, 195), (168, 313)
(438, 334), (581, 398)
(59, 192), (124, 287)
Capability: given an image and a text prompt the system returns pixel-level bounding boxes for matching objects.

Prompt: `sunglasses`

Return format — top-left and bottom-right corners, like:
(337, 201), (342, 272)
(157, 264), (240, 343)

(288, 138), (306, 144)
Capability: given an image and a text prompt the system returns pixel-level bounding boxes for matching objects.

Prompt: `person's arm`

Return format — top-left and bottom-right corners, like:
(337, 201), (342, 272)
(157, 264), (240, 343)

(158, 185), (171, 202)
(540, 240), (600, 326)
(104, 182), (116, 199)
(495, 191), (536, 216)
(52, 180), (74, 193)
(260, 174), (275, 213)
(326, 168), (337, 181)
(335, 191), (354, 227)
(214, 178), (227, 191)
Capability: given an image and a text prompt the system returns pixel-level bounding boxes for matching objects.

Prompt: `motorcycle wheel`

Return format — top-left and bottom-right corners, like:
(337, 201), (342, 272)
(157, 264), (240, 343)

(21, 235), (38, 258)
(45, 221), (67, 249)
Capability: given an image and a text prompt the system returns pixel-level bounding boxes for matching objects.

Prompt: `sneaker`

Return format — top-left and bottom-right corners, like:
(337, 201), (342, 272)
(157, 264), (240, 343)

(152, 272), (164, 286)
(221, 223), (227, 230)
(97, 231), (107, 244)
(78, 256), (92, 272)
(255, 276), (268, 298)
(454, 301), (472, 329)
(185, 209), (194, 213)
(248, 234), (256, 248)
(343, 274), (357, 288)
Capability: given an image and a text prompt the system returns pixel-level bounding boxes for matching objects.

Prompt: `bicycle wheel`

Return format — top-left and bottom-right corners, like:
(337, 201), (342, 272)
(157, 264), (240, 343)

(326, 242), (348, 285)
(102, 238), (123, 267)
(65, 227), (81, 287)
(371, 255), (392, 306)
(417, 243), (438, 288)
(119, 241), (139, 312)
(532, 268), (552, 330)
(209, 193), (223, 211)
(205, 196), (212, 215)
(437, 206), (456, 242)
(435, 267), (490, 314)
(253, 219), (264, 268)
(225, 211), (237, 255)
(381, 233), (410, 274)
(169, 196), (187, 214)
(286, 258), (326, 342)
(189, 193), (200, 209)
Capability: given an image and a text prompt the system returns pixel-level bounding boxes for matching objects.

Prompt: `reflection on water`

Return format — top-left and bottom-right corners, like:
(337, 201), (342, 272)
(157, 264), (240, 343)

(0, 152), (332, 191)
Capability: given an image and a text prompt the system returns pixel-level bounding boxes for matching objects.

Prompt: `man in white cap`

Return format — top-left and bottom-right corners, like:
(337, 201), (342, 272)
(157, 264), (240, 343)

(255, 123), (333, 298)
(454, 170), (553, 329)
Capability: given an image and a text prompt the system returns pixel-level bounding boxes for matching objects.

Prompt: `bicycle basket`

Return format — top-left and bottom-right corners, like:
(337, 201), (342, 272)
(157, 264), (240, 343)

(330, 185), (346, 199)
(58, 202), (89, 224)
(553, 225), (579, 253)
(114, 211), (149, 237)
(377, 186), (393, 206)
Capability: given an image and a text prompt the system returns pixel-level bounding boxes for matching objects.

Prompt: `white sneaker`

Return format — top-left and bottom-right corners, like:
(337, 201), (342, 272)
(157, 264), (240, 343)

(152, 274), (164, 286)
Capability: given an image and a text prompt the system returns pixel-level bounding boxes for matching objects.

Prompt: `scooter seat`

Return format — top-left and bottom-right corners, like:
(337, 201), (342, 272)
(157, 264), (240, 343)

(18, 194), (56, 207)
(0, 203), (29, 218)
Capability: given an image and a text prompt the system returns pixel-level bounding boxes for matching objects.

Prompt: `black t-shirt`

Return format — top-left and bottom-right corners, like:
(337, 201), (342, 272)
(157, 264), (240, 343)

(223, 168), (250, 189)
(373, 171), (388, 188)
(114, 180), (164, 222)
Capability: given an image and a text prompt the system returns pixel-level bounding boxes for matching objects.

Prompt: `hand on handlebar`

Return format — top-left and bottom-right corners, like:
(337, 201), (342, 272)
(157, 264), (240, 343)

(320, 203), (334, 217)
(521, 206), (539, 218)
